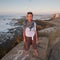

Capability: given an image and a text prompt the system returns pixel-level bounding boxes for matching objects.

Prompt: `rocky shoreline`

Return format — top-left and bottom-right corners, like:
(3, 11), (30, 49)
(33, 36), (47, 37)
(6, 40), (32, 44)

(0, 26), (23, 59)
(0, 14), (60, 60)
(0, 18), (23, 59)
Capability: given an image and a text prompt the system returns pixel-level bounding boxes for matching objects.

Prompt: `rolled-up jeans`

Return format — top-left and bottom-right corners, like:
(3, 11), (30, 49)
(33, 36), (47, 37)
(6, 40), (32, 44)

(24, 34), (37, 51)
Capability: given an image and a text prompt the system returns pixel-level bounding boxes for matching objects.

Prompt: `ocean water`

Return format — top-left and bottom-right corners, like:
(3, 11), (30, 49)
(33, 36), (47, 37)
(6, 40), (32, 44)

(0, 14), (52, 32)
(0, 14), (22, 32)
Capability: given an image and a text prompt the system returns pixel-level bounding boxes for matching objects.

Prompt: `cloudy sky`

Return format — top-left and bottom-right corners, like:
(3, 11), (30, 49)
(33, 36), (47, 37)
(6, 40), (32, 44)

(0, 0), (60, 14)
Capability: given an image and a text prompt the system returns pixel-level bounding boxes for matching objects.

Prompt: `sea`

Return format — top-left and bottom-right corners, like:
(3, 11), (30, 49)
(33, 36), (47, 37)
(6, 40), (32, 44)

(0, 14), (52, 32)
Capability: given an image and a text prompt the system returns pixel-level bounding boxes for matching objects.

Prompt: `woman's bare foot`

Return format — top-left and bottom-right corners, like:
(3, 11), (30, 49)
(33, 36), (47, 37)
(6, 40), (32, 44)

(24, 50), (29, 56)
(33, 50), (39, 57)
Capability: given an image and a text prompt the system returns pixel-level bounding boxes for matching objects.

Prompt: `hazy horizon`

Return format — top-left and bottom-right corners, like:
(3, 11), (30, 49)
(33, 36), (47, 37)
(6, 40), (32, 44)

(0, 0), (60, 14)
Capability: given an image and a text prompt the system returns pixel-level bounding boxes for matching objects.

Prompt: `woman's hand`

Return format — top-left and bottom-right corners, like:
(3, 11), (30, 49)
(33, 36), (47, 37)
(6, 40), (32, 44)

(23, 30), (26, 42)
(36, 37), (38, 41)
(35, 30), (38, 43)
(23, 37), (26, 42)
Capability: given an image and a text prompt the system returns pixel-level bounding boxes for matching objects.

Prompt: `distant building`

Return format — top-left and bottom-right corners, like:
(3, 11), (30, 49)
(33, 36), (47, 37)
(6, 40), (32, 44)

(52, 13), (60, 19)
(55, 13), (60, 18)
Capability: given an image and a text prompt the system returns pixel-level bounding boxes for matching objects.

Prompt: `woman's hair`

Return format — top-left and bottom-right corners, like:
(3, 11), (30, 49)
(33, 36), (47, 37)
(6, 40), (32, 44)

(27, 12), (33, 16)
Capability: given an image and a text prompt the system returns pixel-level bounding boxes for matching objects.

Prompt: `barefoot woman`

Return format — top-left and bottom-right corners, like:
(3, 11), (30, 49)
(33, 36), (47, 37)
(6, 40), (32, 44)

(23, 12), (39, 57)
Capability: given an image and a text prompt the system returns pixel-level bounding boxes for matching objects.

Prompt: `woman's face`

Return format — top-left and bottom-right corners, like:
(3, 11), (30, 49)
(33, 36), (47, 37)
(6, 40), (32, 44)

(26, 14), (33, 21)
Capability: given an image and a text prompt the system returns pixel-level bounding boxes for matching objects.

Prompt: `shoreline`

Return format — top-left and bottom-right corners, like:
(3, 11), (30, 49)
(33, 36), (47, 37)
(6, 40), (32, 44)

(0, 18), (55, 59)
(0, 14), (60, 59)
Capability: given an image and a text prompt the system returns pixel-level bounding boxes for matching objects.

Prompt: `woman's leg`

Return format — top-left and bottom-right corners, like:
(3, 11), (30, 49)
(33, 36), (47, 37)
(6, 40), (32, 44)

(24, 37), (31, 55)
(32, 35), (39, 57)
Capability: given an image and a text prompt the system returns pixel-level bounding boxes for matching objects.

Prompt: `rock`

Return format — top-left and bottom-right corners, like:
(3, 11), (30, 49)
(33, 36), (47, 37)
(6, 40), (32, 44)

(55, 13), (60, 18)
(0, 16), (59, 60)
(49, 41), (60, 60)
(0, 26), (23, 59)
(1, 37), (49, 60)
(50, 13), (60, 20)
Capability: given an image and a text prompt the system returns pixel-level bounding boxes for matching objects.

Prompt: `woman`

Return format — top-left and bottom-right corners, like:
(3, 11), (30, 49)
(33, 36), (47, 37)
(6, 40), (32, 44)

(23, 12), (39, 57)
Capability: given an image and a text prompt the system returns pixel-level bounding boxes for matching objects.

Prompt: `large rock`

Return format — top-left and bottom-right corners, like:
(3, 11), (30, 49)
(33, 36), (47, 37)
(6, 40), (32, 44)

(1, 36), (49, 60)
(49, 41), (60, 60)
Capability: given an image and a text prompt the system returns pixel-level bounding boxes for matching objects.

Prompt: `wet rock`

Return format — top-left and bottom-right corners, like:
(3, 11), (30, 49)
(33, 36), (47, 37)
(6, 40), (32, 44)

(0, 26), (23, 59)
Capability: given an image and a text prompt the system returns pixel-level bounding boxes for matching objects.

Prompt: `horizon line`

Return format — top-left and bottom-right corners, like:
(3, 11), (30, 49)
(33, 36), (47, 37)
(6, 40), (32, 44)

(0, 12), (60, 15)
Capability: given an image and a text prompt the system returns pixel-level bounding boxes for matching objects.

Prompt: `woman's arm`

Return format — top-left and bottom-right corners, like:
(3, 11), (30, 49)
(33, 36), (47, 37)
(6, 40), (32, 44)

(23, 30), (26, 42)
(34, 22), (38, 41)
(35, 30), (38, 41)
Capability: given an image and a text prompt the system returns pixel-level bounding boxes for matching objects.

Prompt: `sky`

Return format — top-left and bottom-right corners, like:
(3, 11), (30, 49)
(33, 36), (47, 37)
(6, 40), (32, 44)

(0, 0), (60, 14)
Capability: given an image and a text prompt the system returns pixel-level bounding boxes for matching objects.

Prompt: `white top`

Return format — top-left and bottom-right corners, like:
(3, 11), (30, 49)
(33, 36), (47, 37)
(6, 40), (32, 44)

(25, 22), (36, 40)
